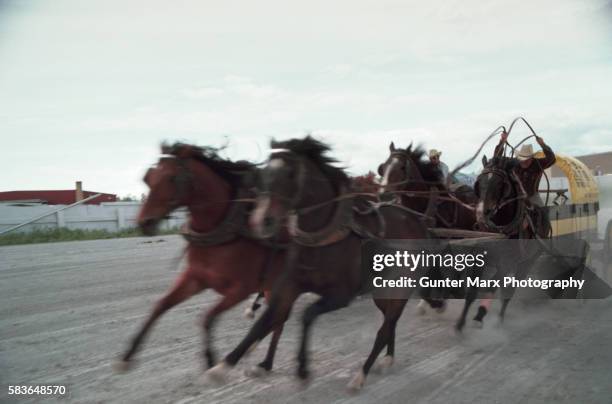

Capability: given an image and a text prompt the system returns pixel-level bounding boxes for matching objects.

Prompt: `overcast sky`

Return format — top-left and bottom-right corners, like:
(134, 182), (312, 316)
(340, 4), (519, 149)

(1, 0), (611, 196)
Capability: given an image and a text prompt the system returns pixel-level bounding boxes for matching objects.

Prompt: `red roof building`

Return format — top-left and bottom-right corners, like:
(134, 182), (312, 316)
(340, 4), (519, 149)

(0, 182), (116, 205)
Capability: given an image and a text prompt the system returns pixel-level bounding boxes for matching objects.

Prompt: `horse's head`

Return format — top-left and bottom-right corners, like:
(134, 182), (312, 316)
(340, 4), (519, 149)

(249, 136), (347, 238)
(378, 142), (441, 195)
(249, 151), (299, 238)
(378, 142), (409, 194)
(474, 155), (518, 228)
(139, 143), (254, 236)
(138, 144), (197, 235)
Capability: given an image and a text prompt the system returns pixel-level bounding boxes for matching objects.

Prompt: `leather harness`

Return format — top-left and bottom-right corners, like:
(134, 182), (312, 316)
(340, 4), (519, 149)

(180, 188), (286, 248)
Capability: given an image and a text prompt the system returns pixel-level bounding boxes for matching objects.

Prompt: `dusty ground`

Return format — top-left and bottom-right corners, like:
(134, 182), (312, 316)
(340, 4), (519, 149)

(1, 236), (611, 403)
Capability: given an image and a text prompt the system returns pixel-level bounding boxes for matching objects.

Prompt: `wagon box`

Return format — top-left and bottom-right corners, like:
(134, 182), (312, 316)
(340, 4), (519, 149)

(537, 152), (612, 274)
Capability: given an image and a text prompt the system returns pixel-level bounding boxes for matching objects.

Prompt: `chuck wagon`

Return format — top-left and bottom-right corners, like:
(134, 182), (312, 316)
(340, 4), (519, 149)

(536, 152), (612, 278)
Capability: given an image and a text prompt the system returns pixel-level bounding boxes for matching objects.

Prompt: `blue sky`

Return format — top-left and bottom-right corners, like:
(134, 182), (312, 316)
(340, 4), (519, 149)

(1, 0), (611, 197)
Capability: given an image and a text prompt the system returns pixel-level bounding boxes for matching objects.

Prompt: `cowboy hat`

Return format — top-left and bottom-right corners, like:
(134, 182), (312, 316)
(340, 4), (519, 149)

(429, 149), (442, 158)
(516, 144), (534, 161)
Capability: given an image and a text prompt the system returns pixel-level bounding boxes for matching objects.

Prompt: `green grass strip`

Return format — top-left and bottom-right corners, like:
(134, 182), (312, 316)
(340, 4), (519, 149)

(0, 227), (180, 246)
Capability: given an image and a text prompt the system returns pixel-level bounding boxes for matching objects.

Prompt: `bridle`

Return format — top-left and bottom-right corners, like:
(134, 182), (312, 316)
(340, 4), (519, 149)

(259, 150), (308, 212)
(144, 155), (193, 210)
(380, 151), (410, 185)
(476, 164), (526, 235)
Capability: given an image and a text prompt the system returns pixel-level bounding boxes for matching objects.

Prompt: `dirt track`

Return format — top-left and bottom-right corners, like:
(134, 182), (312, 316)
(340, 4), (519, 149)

(1, 236), (612, 403)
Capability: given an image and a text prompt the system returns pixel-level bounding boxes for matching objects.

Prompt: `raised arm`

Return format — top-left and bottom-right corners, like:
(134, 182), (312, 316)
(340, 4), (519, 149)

(535, 136), (556, 169)
(494, 131), (508, 158)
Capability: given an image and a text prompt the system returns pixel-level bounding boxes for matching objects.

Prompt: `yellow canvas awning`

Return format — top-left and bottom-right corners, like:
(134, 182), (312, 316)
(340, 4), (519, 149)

(535, 151), (599, 203)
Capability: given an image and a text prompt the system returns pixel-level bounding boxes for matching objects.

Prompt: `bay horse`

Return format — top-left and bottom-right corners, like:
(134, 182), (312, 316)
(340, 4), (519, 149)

(205, 136), (430, 392)
(114, 143), (287, 376)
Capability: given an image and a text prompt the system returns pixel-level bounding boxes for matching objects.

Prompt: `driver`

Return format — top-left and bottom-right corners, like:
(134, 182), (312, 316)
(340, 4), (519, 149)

(493, 131), (556, 236)
(429, 149), (450, 183)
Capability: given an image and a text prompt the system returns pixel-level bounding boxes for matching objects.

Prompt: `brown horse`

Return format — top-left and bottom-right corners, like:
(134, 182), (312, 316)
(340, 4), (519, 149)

(114, 143), (287, 376)
(377, 142), (477, 230)
(205, 137), (430, 392)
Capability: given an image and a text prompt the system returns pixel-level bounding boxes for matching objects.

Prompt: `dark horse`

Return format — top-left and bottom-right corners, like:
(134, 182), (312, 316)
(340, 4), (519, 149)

(377, 142), (478, 316)
(453, 154), (544, 330)
(205, 137), (430, 392)
(115, 143), (288, 375)
(377, 142), (477, 230)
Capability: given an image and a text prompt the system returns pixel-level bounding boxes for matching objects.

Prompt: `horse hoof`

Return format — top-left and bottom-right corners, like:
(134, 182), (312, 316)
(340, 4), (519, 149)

(347, 370), (365, 393)
(374, 355), (394, 374)
(244, 307), (255, 319)
(204, 361), (232, 385)
(112, 359), (131, 373)
(472, 319), (484, 329)
(416, 300), (427, 316)
(245, 365), (269, 378)
(380, 355), (394, 370)
(297, 366), (310, 381)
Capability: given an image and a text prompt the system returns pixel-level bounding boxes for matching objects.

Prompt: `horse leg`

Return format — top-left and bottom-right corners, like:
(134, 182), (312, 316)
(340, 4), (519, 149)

(244, 291), (265, 319)
(115, 274), (202, 371)
(205, 287), (299, 384)
(348, 299), (406, 392)
(245, 324), (285, 377)
(202, 291), (248, 369)
(375, 300), (406, 374)
(455, 287), (477, 332)
(297, 294), (350, 380)
(247, 290), (286, 376)
(472, 295), (493, 328)
(499, 298), (511, 323)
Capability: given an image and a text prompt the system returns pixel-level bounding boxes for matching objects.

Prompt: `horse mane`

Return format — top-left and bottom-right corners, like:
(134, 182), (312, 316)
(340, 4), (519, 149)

(488, 156), (519, 172)
(163, 142), (255, 186)
(270, 136), (350, 188)
(401, 144), (443, 183)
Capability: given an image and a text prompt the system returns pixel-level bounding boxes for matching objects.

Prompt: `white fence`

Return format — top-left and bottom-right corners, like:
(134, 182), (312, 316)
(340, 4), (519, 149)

(0, 202), (188, 234)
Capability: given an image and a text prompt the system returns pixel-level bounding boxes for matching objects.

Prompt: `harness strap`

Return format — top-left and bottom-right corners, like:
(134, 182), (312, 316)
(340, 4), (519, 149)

(287, 194), (354, 247)
(181, 188), (287, 249)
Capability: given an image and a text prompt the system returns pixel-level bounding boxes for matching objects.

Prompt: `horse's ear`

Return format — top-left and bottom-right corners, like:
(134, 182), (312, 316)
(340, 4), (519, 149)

(482, 155), (488, 167)
(390, 142), (396, 152)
